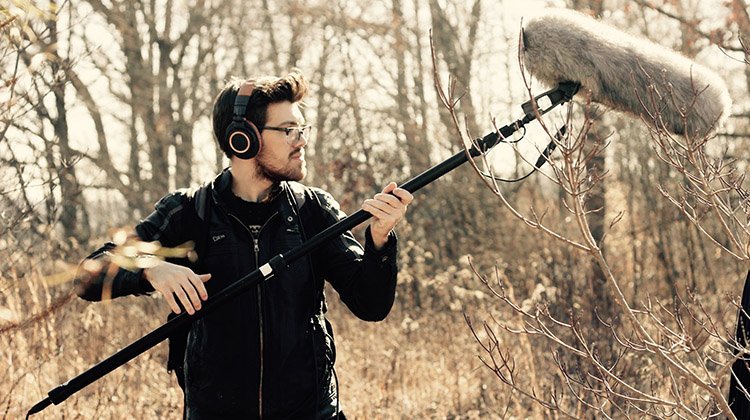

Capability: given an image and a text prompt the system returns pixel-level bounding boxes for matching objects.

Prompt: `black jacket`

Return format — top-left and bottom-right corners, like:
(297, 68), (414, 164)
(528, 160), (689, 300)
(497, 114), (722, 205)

(729, 270), (750, 418)
(76, 169), (399, 419)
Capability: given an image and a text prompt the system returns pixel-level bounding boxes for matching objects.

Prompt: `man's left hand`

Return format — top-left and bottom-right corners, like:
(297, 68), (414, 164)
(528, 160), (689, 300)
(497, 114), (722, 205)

(362, 182), (414, 249)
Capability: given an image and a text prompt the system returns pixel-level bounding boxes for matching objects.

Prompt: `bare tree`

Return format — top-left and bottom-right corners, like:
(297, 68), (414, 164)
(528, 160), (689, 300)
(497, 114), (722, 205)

(423, 1), (750, 414)
(1, 1), (93, 247)
(73, 0), (226, 210)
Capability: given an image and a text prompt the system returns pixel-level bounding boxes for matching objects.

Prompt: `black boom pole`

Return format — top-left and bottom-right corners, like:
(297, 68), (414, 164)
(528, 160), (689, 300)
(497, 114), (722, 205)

(27, 82), (579, 417)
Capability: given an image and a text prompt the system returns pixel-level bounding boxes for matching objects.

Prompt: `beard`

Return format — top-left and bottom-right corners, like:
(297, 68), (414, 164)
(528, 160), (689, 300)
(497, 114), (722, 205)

(255, 150), (307, 182)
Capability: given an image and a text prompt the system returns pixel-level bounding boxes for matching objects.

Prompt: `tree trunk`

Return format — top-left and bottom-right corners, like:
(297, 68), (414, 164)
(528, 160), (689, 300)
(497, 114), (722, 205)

(48, 3), (89, 243)
(428, 0), (481, 137)
(392, 0), (430, 172)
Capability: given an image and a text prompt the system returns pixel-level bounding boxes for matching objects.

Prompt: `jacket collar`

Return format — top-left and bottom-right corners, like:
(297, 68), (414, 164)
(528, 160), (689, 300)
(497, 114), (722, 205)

(209, 167), (301, 228)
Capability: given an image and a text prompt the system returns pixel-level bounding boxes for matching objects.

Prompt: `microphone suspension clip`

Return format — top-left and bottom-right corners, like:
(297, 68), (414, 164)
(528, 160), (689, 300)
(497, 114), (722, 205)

(521, 81), (580, 120)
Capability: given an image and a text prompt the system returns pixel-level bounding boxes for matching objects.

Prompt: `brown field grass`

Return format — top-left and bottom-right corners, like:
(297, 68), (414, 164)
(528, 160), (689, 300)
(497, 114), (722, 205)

(1, 251), (520, 420)
(2, 218), (746, 419)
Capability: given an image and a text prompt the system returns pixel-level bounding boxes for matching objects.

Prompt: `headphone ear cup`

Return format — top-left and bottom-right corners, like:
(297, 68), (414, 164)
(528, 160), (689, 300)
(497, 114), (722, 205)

(226, 120), (262, 159)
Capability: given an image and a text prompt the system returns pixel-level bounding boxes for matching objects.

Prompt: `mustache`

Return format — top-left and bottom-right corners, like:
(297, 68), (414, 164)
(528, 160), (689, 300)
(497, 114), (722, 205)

(289, 147), (304, 158)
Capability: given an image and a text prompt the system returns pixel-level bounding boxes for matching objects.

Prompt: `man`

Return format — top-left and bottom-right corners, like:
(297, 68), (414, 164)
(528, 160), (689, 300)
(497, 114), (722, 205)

(75, 70), (413, 419)
(728, 270), (750, 417)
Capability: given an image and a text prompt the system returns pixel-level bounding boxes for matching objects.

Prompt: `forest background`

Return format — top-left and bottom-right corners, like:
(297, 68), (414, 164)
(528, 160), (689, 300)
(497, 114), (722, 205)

(2, 0), (750, 418)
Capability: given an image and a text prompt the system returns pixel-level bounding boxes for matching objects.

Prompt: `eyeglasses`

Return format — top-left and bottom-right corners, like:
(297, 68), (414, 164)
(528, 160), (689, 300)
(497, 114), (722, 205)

(262, 125), (312, 145)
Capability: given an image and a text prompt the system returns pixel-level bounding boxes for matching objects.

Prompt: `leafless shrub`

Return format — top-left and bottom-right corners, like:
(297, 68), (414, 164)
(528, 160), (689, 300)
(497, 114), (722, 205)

(432, 29), (748, 418)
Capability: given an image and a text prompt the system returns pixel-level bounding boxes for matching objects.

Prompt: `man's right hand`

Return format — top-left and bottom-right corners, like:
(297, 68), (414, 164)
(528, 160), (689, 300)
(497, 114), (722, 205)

(143, 261), (211, 315)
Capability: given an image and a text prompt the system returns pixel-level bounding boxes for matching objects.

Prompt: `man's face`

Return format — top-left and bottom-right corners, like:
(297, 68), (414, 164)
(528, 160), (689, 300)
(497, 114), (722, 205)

(255, 101), (308, 182)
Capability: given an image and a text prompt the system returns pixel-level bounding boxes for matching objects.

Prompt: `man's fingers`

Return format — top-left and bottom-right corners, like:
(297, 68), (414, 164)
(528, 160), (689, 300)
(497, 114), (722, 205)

(362, 202), (391, 221)
(172, 286), (195, 315)
(146, 262), (213, 313)
(392, 188), (414, 204)
(163, 290), (182, 314)
(374, 193), (402, 209)
(181, 280), (203, 311)
(190, 273), (209, 300)
(381, 182), (397, 194)
(377, 183), (414, 207)
(364, 199), (395, 216)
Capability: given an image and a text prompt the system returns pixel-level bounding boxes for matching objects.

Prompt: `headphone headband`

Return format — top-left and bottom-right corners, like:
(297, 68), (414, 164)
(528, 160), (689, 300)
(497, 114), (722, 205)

(233, 81), (255, 120)
(237, 81), (255, 97)
(226, 80), (261, 159)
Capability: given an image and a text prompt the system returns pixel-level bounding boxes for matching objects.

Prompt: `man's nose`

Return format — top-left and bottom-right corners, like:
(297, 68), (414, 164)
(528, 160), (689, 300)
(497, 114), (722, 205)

(295, 132), (308, 148)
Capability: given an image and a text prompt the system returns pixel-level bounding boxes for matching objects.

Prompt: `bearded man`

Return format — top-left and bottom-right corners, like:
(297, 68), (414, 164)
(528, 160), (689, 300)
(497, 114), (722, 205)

(76, 70), (412, 419)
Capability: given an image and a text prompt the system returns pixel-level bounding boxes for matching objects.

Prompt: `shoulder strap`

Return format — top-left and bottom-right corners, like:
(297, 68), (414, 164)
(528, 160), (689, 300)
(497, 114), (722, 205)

(286, 182), (328, 314)
(287, 181), (307, 220)
(286, 182), (332, 236)
(186, 182), (213, 271)
(193, 183), (210, 221)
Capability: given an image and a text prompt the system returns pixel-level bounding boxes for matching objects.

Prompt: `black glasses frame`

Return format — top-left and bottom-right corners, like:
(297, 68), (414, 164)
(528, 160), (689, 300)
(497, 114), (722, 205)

(262, 125), (312, 144)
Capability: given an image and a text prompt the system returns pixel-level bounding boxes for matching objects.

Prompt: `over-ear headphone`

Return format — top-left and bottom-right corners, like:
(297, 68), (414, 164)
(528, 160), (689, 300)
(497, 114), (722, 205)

(225, 81), (262, 160)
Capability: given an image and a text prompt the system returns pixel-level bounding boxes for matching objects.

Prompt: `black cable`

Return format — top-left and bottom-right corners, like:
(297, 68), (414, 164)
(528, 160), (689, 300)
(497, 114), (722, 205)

(493, 124), (526, 144)
(478, 125), (566, 183)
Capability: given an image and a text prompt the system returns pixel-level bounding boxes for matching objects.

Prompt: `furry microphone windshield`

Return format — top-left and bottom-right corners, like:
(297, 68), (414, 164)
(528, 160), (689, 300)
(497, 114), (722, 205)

(521, 9), (731, 137)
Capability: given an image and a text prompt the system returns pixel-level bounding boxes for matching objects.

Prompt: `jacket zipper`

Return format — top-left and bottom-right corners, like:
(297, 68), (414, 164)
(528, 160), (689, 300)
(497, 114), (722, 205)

(228, 211), (278, 419)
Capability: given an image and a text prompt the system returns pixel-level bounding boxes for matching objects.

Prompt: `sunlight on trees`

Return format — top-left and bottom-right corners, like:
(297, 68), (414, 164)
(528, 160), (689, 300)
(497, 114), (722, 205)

(1, 0), (749, 418)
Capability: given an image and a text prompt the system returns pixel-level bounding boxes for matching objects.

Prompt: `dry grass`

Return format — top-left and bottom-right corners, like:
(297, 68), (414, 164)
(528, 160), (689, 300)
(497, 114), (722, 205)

(1, 251), (518, 419)
(1, 201), (746, 419)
